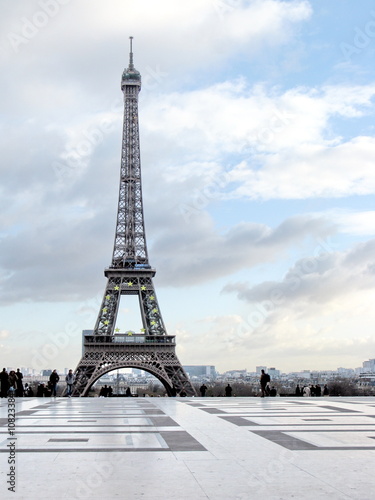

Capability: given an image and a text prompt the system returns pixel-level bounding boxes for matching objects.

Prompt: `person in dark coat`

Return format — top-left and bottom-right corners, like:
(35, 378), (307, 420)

(269, 386), (277, 397)
(200, 384), (207, 397)
(16, 368), (24, 397)
(37, 383), (45, 397)
(0, 368), (9, 398)
(8, 371), (17, 395)
(225, 384), (232, 397)
(260, 370), (270, 397)
(49, 370), (60, 397)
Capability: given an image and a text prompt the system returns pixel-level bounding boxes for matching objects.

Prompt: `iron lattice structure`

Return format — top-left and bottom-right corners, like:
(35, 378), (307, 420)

(72, 39), (195, 397)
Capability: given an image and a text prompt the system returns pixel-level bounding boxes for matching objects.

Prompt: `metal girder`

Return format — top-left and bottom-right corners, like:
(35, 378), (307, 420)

(72, 343), (195, 397)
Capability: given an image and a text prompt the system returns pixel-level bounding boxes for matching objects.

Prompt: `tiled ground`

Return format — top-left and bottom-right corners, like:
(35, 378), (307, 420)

(1, 396), (375, 499)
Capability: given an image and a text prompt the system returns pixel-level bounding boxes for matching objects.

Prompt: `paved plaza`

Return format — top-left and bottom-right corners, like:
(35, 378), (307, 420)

(1, 396), (375, 499)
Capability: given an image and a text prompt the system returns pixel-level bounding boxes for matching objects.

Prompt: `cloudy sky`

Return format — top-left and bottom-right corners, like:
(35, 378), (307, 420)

(1, 0), (375, 374)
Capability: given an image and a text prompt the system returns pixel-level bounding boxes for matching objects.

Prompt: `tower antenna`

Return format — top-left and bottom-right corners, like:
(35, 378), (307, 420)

(129, 36), (134, 68)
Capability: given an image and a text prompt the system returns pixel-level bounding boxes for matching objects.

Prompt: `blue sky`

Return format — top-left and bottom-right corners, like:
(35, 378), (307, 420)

(1, 0), (375, 374)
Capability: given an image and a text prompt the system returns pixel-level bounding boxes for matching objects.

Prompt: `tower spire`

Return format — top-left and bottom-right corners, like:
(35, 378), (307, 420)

(129, 36), (134, 69)
(121, 36), (141, 89)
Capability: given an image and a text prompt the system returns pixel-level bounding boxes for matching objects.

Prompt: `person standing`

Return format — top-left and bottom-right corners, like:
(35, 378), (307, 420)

(8, 371), (17, 395)
(49, 369), (60, 397)
(225, 384), (232, 397)
(200, 384), (207, 397)
(16, 368), (24, 397)
(260, 369), (270, 397)
(0, 368), (9, 398)
(65, 369), (75, 397)
(303, 385), (311, 397)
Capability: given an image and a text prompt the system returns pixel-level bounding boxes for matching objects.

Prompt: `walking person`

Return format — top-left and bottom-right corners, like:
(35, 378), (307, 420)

(0, 368), (9, 398)
(225, 384), (232, 397)
(49, 369), (60, 397)
(65, 369), (75, 397)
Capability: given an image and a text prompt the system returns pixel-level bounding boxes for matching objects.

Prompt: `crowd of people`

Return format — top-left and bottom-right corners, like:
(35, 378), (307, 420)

(0, 368), (26, 397)
(295, 384), (329, 397)
(0, 368), (75, 398)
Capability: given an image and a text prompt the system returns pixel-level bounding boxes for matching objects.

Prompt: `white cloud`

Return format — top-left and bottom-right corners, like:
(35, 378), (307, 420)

(141, 82), (375, 200)
(330, 210), (375, 236)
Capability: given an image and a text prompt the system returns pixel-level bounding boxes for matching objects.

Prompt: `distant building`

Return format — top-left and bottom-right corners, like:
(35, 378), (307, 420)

(268, 367), (280, 379)
(291, 370), (311, 380)
(363, 359), (375, 373)
(337, 367), (355, 377)
(183, 365), (216, 379)
(225, 369), (247, 378)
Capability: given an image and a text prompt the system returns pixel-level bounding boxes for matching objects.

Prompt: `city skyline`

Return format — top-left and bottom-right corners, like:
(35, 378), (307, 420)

(1, 1), (375, 373)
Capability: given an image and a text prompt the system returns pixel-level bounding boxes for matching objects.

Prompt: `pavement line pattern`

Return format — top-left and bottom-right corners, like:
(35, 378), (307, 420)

(182, 397), (375, 451)
(0, 399), (206, 453)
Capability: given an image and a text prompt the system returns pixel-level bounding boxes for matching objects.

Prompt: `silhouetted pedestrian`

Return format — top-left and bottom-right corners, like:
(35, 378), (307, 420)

(260, 369), (270, 397)
(37, 383), (45, 397)
(16, 369), (24, 397)
(295, 384), (301, 397)
(323, 384), (329, 396)
(200, 384), (207, 397)
(225, 384), (232, 397)
(49, 370), (60, 397)
(0, 368), (9, 398)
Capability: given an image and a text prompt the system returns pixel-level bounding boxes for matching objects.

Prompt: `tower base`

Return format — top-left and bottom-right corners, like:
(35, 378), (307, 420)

(72, 335), (196, 397)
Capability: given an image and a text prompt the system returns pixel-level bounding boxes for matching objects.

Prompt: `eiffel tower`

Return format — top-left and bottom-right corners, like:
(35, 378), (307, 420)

(72, 38), (195, 397)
